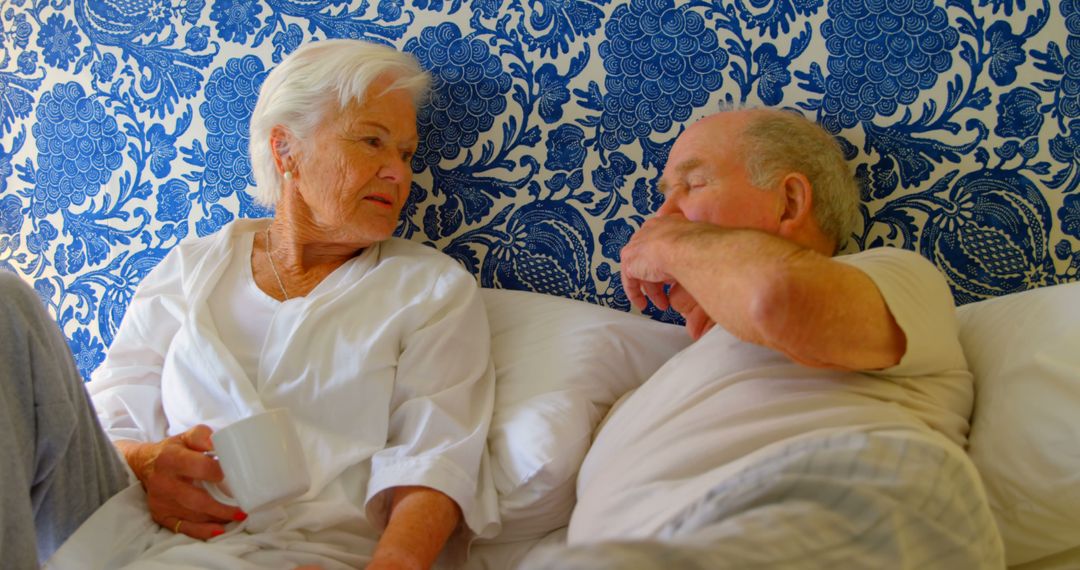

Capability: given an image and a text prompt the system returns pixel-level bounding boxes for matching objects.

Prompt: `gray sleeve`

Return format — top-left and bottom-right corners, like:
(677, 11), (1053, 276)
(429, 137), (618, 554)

(0, 271), (129, 566)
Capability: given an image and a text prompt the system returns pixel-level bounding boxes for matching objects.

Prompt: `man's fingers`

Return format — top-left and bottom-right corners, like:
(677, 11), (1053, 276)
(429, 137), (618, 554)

(667, 283), (714, 339)
(701, 320), (716, 337)
(621, 273), (647, 310)
(622, 271), (673, 313)
(643, 282), (670, 310)
(687, 313), (711, 340)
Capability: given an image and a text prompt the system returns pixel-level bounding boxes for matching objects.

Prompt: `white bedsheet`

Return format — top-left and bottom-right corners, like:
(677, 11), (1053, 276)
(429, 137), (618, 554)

(463, 528), (567, 570)
(523, 427), (1005, 570)
(46, 488), (563, 570)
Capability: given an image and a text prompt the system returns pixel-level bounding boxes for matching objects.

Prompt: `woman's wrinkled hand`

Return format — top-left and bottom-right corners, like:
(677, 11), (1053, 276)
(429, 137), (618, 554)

(116, 425), (246, 540)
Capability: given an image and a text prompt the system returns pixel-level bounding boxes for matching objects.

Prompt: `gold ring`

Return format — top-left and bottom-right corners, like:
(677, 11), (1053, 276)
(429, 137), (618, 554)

(174, 519), (183, 534)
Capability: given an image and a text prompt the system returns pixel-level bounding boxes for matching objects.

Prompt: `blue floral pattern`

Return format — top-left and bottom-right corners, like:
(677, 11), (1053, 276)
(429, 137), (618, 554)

(30, 82), (126, 217)
(597, 0), (728, 149)
(1061, 194), (1080, 239)
(517, 0), (608, 57)
(68, 327), (106, 381)
(599, 218), (632, 262)
(0, 193), (23, 273)
(198, 55), (267, 203)
(36, 13), (80, 70)
(819, 0), (959, 132)
(405, 23), (512, 167)
(1057, 0), (1080, 119)
(0, 0), (1076, 380)
(210, 0), (263, 44)
(545, 124), (588, 172)
(920, 169), (1056, 301)
(996, 87), (1044, 139)
(987, 20), (1028, 86)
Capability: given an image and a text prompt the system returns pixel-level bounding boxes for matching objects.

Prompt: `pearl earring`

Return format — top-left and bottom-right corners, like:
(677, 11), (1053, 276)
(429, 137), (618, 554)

(283, 170), (293, 180)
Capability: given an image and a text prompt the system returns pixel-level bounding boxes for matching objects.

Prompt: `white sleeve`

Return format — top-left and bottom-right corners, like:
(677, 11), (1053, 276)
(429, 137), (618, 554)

(87, 249), (186, 444)
(836, 247), (968, 376)
(365, 264), (499, 539)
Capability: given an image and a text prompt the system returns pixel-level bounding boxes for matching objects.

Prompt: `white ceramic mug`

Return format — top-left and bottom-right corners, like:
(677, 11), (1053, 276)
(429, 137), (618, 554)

(202, 408), (311, 513)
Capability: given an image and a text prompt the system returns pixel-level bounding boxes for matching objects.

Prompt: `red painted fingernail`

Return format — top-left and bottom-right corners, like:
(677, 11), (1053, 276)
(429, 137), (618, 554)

(211, 529), (225, 537)
(233, 512), (248, 522)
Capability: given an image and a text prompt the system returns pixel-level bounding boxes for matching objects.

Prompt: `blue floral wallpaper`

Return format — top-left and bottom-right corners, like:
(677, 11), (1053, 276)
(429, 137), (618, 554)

(1, 0), (1078, 380)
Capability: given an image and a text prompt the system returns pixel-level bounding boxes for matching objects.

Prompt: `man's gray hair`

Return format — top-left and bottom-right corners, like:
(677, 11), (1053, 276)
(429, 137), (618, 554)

(739, 109), (860, 252)
(248, 39), (431, 207)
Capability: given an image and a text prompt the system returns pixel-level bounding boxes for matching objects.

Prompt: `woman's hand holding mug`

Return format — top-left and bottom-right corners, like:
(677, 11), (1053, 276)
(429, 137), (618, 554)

(199, 408), (311, 514)
(116, 425), (247, 540)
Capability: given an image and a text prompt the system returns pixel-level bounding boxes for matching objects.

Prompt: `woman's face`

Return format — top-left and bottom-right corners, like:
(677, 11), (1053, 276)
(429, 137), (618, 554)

(291, 83), (418, 247)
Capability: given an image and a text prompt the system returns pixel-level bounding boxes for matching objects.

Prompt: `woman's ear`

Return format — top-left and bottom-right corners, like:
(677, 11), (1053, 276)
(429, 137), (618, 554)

(269, 125), (296, 176)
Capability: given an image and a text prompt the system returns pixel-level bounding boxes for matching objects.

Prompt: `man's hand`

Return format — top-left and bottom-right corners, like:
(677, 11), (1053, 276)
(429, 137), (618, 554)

(117, 425), (246, 540)
(620, 214), (702, 311)
(625, 220), (908, 370)
(668, 283), (715, 340)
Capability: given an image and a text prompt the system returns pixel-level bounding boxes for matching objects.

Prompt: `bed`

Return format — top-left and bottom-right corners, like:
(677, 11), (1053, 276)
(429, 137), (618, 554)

(464, 282), (1080, 569)
(4, 0), (1079, 567)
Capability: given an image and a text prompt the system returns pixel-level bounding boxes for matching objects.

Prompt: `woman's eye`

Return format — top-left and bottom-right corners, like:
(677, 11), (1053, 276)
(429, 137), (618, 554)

(362, 137), (382, 148)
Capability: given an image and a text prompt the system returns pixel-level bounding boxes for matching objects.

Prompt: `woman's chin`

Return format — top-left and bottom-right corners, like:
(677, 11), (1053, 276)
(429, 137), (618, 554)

(343, 225), (396, 246)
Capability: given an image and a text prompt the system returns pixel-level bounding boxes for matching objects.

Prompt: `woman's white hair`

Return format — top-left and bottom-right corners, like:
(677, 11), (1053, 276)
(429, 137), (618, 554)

(737, 108), (860, 252)
(248, 39), (431, 207)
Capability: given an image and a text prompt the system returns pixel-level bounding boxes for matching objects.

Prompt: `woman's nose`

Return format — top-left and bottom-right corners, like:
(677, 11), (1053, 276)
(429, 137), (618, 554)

(378, 154), (410, 184)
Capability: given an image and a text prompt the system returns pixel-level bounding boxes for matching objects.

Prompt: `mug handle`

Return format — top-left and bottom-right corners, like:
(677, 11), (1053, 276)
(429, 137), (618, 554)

(200, 451), (240, 507)
(200, 480), (240, 507)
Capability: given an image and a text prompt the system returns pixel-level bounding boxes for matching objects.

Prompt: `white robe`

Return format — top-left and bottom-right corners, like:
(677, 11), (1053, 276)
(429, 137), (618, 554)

(50, 219), (499, 569)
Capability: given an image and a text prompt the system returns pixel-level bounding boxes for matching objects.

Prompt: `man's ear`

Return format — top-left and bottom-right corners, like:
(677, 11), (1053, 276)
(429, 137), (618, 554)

(776, 171), (814, 237)
(269, 125), (296, 175)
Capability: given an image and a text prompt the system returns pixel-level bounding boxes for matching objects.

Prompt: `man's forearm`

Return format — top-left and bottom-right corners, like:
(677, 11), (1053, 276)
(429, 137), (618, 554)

(666, 227), (905, 370)
(368, 486), (461, 570)
(658, 225), (795, 347)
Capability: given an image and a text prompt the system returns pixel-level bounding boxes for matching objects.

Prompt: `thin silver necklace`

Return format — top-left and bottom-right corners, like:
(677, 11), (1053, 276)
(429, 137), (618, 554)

(264, 225), (290, 300)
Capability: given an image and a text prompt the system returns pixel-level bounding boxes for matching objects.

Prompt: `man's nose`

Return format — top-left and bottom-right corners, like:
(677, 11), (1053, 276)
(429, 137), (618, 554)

(655, 194), (679, 217)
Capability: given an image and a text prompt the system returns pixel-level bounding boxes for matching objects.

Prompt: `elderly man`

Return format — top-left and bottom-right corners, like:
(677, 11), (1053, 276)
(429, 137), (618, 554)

(526, 109), (1005, 569)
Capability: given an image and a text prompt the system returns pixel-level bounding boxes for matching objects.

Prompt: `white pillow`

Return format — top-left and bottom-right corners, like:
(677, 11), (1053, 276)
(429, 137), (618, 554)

(479, 288), (691, 543)
(958, 280), (1080, 567)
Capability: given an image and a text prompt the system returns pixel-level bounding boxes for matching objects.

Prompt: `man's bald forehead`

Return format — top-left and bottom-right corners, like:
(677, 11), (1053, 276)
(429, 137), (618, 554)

(690, 108), (783, 138)
(677, 111), (753, 162)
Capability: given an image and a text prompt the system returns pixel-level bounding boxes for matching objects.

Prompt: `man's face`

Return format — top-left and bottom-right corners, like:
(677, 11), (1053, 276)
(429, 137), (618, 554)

(655, 114), (782, 232)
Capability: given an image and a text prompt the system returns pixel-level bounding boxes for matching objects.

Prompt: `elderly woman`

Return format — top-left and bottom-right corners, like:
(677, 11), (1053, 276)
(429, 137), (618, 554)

(3, 39), (498, 569)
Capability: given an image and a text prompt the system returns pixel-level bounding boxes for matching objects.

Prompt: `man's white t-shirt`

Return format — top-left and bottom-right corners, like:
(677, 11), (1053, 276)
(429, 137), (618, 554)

(570, 247), (973, 542)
